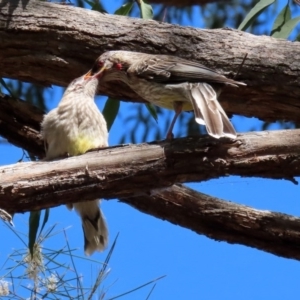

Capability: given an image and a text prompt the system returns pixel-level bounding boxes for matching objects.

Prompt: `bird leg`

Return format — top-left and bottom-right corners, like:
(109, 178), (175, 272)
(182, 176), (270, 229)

(166, 101), (183, 140)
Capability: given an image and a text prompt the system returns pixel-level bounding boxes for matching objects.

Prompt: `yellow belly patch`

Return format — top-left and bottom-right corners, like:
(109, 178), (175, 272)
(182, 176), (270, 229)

(67, 136), (98, 156)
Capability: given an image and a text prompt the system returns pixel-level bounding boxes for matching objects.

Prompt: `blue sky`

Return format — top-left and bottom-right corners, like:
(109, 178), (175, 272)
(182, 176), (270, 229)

(1, 0), (300, 299)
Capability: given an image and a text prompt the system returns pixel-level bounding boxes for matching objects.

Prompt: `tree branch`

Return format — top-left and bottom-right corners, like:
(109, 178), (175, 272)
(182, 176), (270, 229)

(1, 93), (300, 260)
(1, 128), (300, 213)
(122, 184), (300, 261)
(1, 0), (300, 123)
(0, 94), (44, 158)
(2, 0), (300, 261)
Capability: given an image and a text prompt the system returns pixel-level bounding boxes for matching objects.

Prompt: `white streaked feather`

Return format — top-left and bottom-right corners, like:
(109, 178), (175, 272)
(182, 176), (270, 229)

(188, 83), (236, 139)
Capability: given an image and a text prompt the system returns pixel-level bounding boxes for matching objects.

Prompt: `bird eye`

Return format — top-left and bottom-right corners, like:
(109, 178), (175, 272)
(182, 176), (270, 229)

(114, 63), (122, 70)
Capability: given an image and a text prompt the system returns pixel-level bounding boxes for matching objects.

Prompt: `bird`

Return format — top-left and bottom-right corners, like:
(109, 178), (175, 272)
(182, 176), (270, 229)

(85, 50), (246, 139)
(41, 74), (109, 256)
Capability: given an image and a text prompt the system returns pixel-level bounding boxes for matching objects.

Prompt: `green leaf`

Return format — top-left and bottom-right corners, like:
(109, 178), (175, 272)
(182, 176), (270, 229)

(271, 4), (291, 36)
(38, 209), (50, 236)
(114, 2), (133, 16)
(84, 0), (107, 13)
(28, 211), (41, 257)
(103, 98), (120, 132)
(138, 0), (153, 20)
(145, 103), (158, 123)
(0, 78), (15, 98)
(238, 0), (275, 31)
(271, 16), (300, 39)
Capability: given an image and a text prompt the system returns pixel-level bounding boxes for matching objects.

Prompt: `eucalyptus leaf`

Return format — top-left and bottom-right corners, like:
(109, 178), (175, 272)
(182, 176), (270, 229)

(271, 4), (291, 36)
(139, 0), (153, 20)
(84, 0), (106, 13)
(0, 78), (15, 98)
(39, 209), (50, 236)
(114, 2), (133, 16)
(145, 103), (158, 123)
(29, 211), (41, 257)
(103, 98), (120, 132)
(238, 0), (275, 31)
(272, 16), (300, 39)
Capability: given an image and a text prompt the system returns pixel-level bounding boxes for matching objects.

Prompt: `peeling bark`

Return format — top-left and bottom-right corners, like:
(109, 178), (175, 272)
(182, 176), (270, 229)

(1, 95), (300, 261)
(0, 0), (300, 123)
(2, 0), (300, 261)
(122, 184), (300, 261)
(0, 94), (44, 158)
(1, 129), (300, 213)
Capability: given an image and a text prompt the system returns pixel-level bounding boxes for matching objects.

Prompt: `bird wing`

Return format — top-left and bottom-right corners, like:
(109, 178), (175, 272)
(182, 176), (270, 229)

(188, 83), (236, 139)
(128, 55), (244, 86)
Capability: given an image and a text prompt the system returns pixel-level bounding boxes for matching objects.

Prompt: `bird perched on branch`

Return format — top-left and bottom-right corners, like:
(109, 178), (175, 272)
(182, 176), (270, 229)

(85, 50), (246, 139)
(41, 75), (108, 256)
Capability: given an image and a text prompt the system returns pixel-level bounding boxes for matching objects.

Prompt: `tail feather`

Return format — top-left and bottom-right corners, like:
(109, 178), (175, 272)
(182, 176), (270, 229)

(189, 83), (236, 139)
(72, 200), (108, 256)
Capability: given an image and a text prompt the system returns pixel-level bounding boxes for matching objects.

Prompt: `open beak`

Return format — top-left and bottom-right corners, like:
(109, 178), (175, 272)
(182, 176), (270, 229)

(84, 70), (92, 80)
(84, 64), (107, 80)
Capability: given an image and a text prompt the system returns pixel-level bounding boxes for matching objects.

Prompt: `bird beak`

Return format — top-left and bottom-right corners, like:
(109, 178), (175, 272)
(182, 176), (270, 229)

(93, 64), (107, 79)
(84, 70), (92, 80)
(84, 64), (107, 80)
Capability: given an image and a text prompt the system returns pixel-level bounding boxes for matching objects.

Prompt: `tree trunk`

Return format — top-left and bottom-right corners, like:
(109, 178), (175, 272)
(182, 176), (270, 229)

(1, 0), (300, 123)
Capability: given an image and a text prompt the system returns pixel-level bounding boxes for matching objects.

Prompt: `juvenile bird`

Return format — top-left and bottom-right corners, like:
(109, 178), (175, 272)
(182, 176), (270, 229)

(41, 75), (108, 256)
(85, 50), (246, 139)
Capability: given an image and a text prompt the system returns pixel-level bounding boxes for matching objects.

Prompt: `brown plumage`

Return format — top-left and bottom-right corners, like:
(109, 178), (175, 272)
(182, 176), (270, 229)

(86, 51), (246, 139)
(41, 75), (109, 255)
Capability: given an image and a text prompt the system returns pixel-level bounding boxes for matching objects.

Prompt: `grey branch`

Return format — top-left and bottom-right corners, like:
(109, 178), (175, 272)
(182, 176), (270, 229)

(1, 0), (300, 123)
(2, 1), (300, 261)
(1, 95), (300, 260)
(1, 126), (300, 260)
(0, 94), (44, 158)
(1, 129), (300, 213)
(122, 184), (300, 261)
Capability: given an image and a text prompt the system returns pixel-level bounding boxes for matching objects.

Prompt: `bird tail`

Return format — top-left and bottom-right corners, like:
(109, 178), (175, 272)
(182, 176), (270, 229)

(68, 200), (108, 256)
(189, 83), (236, 139)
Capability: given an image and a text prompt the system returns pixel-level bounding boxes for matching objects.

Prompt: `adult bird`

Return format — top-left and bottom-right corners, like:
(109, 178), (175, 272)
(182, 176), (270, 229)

(41, 75), (108, 256)
(85, 50), (246, 139)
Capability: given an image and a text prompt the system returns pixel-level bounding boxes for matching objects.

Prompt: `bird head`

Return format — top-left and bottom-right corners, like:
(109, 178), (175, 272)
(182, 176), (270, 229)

(63, 75), (99, 100)
(84, 52), (124, 81)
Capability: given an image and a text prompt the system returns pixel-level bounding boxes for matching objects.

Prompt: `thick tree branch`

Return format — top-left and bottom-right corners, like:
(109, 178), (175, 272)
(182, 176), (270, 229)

(0, 94), (44, 158)
(1, 95), (300, 260)
(123, 184), (300, 261)
(1, 0), (300, 123)
(1, 129), (300, 213)
(2, 0), (300, 261)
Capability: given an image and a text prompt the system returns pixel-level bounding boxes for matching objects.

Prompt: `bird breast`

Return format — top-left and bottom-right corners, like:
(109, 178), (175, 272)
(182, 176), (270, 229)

(126, 77), (194, 111)
(42, 94), (108, 159)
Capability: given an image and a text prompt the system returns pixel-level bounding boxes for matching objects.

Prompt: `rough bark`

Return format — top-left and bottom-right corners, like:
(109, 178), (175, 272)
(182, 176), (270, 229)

(123, 184), (300, 261)
(2, 0), (300, 261)
(1, 0), (300, 123)
(0, 94), (44, 158)
(1, 129), (300, 213)
(1, 96), (300, 260)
